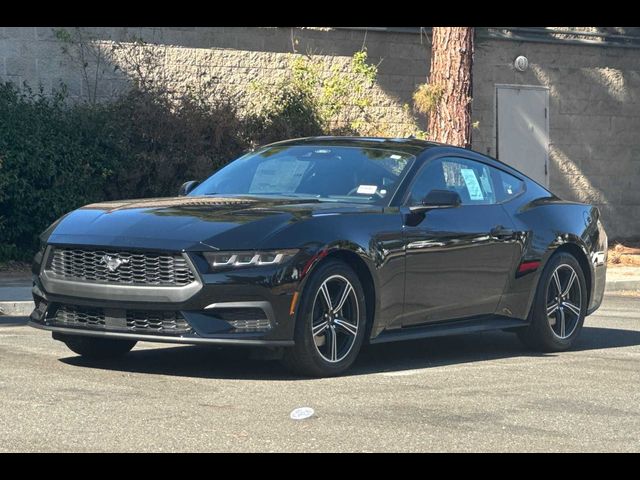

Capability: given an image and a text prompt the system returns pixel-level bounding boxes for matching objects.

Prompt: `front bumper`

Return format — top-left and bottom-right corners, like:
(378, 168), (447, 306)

(29, 248), (305, 347)
(587, 259), (607, 316)
(586, 218), (608, 316)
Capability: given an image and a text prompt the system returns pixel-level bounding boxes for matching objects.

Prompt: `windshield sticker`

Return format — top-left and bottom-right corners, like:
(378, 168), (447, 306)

(357, 185), (378, 195)
(505, 183), (514, 195)
(249, 157), (310, 193)
(460, 168), (484, 201)
(479, 174), (493, 195)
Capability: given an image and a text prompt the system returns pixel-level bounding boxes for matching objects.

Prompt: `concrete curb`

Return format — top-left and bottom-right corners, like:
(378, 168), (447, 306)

(0, 301), (34, 317)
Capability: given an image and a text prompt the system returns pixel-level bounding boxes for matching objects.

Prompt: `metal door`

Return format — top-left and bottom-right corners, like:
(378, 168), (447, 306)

(496, 85), (549, 186)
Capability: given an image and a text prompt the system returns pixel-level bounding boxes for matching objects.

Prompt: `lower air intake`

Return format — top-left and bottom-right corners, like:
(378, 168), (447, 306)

(50, 305), (192, 336)
(208, 307), (272, 333)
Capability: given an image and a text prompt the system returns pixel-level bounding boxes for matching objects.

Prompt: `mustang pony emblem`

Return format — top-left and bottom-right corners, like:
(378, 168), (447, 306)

(101, 255), (130, 272)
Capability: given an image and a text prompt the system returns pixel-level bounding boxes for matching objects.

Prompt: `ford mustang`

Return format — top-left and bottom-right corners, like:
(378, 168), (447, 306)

(29, 137), (608, 376)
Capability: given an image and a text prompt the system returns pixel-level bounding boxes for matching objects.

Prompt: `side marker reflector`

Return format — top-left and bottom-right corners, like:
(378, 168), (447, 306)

(289, 291), (300, 316)
(518, 261), (541, 274)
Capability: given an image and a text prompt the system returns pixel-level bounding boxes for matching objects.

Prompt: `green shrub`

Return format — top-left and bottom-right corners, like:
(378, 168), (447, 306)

(97, 88), (247, 200)
(0, 84), (115, 260)
(0, 47), (422, 262)
(246, 51), (380, 137)
(0, 83), (249, 261)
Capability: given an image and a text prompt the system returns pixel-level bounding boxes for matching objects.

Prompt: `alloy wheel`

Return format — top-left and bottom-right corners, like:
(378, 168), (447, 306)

(546, 264), (582, 339)
(311, 274), (360, 363)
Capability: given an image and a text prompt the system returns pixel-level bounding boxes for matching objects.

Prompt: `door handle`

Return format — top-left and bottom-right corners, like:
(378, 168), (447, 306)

(490, 225), (514, 238)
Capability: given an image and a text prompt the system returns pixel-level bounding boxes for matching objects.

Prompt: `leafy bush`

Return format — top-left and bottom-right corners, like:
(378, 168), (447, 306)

(0, 46), (422, 261)
(0, 84), (115, 260)
(246, 51), (384, 138)
(97, 89), (247, 199)
(0, 82), (250, 261)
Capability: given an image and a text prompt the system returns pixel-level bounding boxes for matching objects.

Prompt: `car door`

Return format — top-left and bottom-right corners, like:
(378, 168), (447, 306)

(399, 156), (520, 326)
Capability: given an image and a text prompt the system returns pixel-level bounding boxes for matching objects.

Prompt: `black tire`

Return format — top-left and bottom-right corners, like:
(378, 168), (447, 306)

(59, 334), (137, 359)
(517, 252), (587, 352)
(281, 259), (367, 377)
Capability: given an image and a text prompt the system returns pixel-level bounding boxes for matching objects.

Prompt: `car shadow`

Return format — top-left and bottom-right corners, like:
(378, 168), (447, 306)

(0, 317), (29, 326)
(58, 326), (640, 381)
(351, 326), (640, 376)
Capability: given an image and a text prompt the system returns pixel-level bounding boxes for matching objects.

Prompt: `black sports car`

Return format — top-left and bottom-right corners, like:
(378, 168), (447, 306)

(29, 137), (608, 376)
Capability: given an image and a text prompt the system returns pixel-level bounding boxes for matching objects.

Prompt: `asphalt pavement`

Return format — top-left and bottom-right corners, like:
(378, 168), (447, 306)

(0, 294), (639, 452)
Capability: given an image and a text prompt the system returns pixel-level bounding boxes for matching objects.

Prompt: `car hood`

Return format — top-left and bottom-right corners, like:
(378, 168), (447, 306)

(46, 196), (379, 251)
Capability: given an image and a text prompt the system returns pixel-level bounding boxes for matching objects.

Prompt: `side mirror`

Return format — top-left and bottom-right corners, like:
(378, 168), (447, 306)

(410, 189), (461, 212)
(178, 180), (200, 197)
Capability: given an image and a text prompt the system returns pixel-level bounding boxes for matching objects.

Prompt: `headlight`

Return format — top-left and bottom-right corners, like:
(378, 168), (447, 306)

(203, 250), (299, 270)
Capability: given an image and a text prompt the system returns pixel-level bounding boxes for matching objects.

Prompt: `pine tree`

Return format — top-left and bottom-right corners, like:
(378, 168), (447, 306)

(427, 27), (474, 148)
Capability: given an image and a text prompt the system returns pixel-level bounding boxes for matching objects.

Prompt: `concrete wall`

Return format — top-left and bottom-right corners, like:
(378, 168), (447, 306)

(0, 27), (428, 136)
(1, 26), (639, 239)
(471, 37), (640, 239)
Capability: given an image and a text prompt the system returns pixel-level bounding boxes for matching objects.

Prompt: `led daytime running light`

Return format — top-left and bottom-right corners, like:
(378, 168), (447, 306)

(204, 250), (297, 269)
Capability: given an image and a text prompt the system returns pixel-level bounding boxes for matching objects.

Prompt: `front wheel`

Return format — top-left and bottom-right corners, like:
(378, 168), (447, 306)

(57, 334), (137, 359)
(517, 252), (587, 352)
(282, 259), (367, 377)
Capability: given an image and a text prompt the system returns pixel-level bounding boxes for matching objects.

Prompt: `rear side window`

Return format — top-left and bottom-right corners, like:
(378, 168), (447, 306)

(407, 157), (498, 206)
(407, 156), (526, 206)
(441, 159), (496, 205)
(495, 169), (525, 202)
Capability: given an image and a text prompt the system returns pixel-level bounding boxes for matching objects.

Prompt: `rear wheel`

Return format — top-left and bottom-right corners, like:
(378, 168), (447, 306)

(282, 259), (367, 377)
(517, 252), (587, 352)
(57, 334), (137, 359)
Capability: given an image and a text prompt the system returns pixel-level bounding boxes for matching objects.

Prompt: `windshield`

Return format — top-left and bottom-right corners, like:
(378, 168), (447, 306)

(190, 145), (416, 204)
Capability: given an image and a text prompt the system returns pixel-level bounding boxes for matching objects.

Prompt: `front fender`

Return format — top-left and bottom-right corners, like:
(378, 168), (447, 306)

(263, 210), (406, 336)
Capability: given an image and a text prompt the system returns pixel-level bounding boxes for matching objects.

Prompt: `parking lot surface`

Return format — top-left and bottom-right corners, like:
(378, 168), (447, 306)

(1, 294), (638, 452)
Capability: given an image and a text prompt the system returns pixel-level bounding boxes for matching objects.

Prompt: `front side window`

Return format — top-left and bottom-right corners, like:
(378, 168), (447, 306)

(190, 145), (416, 205)
(407, 157), (502, 206)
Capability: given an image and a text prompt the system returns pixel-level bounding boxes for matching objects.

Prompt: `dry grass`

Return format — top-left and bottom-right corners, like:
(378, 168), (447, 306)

(608, 242), (640, 267)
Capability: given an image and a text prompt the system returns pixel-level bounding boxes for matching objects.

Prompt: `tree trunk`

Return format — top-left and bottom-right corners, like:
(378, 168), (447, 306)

(427, 27), (474, 148)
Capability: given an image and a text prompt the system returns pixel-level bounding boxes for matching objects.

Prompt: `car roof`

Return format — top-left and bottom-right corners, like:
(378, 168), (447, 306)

(262, 136), (443, 156)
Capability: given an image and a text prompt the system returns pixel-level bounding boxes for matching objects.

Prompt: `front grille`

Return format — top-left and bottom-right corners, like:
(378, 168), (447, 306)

(48, 247), (196, 286)
(50, 305), (192, 336)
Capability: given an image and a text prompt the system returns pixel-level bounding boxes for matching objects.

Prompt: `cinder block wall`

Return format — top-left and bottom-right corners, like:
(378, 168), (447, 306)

(0, 26), (429, 135)
(1, 26), (639, 239)
(472, 37), (640, 239)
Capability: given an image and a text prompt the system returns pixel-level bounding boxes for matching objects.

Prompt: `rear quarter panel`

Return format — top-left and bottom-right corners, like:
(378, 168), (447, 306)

(498, 187), (607, 320)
